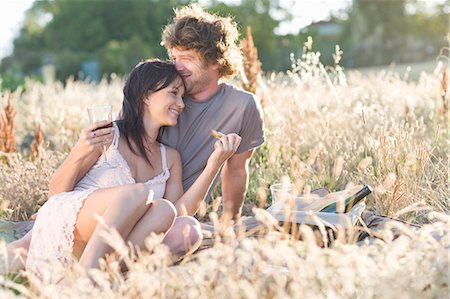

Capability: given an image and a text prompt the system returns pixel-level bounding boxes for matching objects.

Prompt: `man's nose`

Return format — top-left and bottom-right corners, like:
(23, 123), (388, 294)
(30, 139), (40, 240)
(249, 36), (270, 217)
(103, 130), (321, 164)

(174, 60), (185, 71)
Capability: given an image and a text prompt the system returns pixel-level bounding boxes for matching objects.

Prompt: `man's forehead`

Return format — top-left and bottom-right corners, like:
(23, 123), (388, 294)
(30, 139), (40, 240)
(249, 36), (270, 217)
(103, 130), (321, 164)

(170, 48), (199, 57)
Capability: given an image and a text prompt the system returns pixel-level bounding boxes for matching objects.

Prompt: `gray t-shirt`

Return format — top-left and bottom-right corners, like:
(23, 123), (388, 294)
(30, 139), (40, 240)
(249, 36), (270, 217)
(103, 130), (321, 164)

(159, 82), (265, 196)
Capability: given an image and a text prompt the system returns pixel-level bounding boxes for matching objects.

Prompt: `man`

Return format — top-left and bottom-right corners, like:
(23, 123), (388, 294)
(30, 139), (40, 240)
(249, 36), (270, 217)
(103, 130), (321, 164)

(159, 4), (265, 220)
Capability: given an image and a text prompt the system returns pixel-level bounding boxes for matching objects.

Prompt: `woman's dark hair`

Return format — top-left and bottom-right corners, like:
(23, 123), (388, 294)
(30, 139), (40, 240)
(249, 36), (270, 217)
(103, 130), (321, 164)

(117, 58), (181, 166)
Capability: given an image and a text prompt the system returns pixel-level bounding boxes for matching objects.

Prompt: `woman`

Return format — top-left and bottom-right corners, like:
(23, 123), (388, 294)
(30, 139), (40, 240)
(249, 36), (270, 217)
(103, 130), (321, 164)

(19, 59), (240, 274)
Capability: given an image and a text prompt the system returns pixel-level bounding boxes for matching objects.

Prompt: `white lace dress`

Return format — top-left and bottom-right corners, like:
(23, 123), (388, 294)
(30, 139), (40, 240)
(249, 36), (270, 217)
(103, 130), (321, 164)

(26, 122), (170, 274)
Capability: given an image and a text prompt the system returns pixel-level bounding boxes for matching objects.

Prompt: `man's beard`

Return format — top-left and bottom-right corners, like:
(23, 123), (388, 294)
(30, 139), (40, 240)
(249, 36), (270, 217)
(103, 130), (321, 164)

(185, 75), (209, 98)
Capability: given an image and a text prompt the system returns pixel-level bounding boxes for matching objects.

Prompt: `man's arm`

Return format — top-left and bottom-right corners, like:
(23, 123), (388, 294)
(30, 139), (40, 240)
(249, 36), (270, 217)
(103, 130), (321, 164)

(221, 149), (253, 220)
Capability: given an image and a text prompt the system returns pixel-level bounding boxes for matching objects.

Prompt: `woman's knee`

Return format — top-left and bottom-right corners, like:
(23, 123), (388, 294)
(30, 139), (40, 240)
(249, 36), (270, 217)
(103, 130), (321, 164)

(173, 216), (203, 246)
(177, 216), (201, 232)
(152, 199), (177, 222)
(185, 216), (203, 245)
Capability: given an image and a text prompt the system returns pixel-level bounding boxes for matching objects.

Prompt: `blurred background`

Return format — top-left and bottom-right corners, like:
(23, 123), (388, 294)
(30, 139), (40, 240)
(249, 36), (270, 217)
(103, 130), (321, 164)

(0, 0), (448, 91)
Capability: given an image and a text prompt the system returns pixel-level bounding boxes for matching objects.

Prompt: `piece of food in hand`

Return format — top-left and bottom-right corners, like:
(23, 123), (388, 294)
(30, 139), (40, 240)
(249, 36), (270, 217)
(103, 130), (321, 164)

(211, 129), (225, 139)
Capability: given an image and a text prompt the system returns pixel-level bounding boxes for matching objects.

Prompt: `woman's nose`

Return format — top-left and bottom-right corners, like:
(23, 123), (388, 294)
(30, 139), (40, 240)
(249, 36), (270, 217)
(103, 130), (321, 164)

(177, 97), (185, 109)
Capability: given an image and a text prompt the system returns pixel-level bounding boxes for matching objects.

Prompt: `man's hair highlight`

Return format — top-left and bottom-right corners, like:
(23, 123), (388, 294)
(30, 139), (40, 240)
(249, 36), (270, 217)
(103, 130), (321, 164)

(162, 4), (242, 79)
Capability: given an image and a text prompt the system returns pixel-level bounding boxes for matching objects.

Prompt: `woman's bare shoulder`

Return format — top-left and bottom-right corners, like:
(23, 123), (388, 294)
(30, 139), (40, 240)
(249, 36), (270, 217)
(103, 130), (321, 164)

(164, 145), (181, 167)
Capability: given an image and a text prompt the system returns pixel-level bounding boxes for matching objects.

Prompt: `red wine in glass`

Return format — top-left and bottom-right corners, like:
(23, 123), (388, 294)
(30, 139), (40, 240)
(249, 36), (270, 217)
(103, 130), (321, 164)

(87, 104), (116, 168)
(94, 122), (113, 131)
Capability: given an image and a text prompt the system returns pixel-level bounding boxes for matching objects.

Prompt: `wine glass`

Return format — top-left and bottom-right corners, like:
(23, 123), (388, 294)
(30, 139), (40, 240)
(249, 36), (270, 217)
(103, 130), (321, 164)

(87, 104), (115, 168)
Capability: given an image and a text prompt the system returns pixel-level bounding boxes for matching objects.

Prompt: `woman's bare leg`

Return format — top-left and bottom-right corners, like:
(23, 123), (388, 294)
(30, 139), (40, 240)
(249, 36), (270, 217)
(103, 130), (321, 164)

(7, 230), (32, 261)
(125, 199), (177, 249)
(5, 230), (33, 272)
(7, 230), (32, 253)
(74, 183), (152, 269)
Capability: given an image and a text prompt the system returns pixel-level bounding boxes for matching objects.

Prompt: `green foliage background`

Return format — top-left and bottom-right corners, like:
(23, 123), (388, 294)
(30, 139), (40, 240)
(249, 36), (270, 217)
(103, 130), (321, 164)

(0, 0), (447, 90)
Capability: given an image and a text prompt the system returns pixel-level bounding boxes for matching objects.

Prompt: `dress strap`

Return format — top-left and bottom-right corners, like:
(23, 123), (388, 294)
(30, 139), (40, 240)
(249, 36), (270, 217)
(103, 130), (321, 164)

(111, 122), (120, 149)
(160, 144), (168, 173)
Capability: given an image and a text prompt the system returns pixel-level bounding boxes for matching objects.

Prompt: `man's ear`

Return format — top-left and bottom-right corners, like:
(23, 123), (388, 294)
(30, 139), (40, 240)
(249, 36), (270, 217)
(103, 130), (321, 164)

(203, 59), (219, 71)
(211, 63), (219, 71)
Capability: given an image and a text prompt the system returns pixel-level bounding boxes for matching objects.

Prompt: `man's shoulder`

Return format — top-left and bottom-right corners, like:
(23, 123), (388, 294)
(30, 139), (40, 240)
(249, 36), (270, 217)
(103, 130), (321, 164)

(221, 82), (258, 106)
(222, 82), (255, 97)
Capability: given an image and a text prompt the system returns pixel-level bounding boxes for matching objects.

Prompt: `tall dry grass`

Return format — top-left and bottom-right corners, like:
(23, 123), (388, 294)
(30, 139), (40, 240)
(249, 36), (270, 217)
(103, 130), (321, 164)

(0, 93), (17, 153)
(0, 216), (448, 298)
(0, 39), (448, 297)
(247, 38), (448, 222)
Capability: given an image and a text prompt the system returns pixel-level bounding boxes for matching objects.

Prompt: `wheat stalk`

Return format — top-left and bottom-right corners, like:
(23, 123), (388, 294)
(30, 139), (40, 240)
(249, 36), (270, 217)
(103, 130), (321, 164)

(241, 26), (265, 108)
(0, 93), (17, 153)
(440, 65), (449, 117)
(30, 125), (43, 159)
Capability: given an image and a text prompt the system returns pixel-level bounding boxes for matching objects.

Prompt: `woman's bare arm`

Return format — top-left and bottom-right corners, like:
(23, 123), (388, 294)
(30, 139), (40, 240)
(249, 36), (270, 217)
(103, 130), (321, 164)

(49, 121), (114, 197)
(164, 134), (241, 216)
(163, 149), (184, 206)
(49, 149), (100, 197)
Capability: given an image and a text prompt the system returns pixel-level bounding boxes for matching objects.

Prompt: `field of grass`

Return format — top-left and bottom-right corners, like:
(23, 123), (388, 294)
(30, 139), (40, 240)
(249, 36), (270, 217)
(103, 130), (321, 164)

(0, 48), (448, 297)
(348, 59), (440, 81)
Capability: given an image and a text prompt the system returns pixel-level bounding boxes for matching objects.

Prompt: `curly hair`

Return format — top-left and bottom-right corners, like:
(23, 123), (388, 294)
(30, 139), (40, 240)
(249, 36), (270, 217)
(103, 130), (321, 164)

(161, 4), (242, 79)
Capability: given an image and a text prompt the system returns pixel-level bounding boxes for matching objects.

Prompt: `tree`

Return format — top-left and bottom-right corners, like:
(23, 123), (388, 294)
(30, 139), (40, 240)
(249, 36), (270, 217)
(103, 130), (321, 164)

(2, 0), (188, 82)
(339, 0), (448, 67)
(208, 0), (295, 71)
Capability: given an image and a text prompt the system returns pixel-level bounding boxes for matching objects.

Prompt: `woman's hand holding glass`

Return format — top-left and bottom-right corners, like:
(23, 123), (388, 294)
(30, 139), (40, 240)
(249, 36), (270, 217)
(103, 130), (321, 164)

(73, 121), (115, 161)
(207, 133), (242, 168)
(86, 104), (116, 167)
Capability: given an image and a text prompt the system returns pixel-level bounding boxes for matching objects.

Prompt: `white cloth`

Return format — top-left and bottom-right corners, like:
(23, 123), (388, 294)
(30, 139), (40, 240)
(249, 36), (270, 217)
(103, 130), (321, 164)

(26, 122), (170, 273)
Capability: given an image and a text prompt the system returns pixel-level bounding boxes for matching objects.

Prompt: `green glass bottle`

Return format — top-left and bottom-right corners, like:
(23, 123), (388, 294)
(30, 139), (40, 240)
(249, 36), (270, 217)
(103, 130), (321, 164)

(320, 185), (373, 213)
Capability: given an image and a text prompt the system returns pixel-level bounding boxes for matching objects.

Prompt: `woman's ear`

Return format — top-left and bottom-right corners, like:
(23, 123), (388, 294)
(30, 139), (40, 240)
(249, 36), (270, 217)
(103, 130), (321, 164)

(143, 94), (151, 105)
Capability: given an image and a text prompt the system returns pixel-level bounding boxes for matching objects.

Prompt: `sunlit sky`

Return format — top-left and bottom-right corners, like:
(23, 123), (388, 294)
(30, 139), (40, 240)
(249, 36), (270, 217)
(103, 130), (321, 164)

(0, 0), (445, 60)
(0, 0), (33, 59)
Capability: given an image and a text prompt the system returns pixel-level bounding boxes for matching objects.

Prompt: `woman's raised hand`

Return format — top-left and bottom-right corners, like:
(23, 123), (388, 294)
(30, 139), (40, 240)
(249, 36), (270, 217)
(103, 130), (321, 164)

(73, 121), (114, 158)
(207, 133), (241, 168)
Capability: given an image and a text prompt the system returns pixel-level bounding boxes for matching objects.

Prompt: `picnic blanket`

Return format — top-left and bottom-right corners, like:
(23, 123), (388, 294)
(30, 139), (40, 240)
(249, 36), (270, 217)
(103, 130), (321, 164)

(0, 211), (423, 250)
(0, 220), (33, 243)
